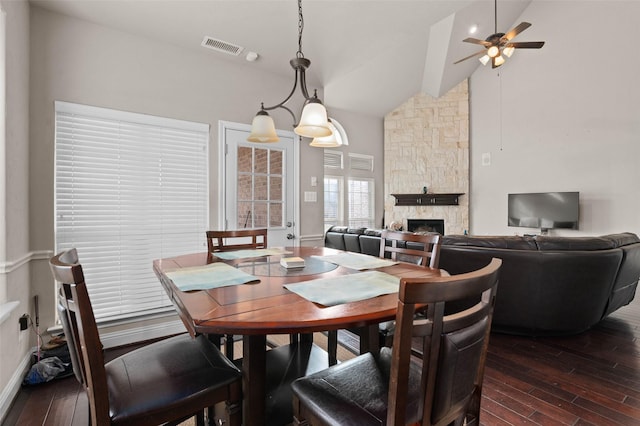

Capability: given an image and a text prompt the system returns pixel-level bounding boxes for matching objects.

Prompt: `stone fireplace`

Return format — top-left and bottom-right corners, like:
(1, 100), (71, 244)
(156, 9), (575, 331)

(383, 81), (470, 235)
(407, 219), (445, 235)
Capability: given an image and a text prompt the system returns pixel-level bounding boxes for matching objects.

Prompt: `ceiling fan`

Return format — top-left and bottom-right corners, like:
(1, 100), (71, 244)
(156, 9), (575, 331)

(454, 0), (545, 68)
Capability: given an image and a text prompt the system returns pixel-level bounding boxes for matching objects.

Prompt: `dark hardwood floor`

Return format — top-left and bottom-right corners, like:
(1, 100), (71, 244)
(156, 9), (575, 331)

(4, 294), (640, 425)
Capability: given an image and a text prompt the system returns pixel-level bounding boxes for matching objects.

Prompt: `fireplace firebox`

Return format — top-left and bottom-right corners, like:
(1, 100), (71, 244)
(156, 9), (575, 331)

(407, 219), (444, 235)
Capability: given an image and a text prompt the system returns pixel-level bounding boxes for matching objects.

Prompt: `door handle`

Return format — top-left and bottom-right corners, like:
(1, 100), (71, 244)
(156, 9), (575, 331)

(286, 233), (295, 240)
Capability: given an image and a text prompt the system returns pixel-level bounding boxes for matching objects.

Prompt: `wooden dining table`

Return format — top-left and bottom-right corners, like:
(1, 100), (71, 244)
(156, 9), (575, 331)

(153, 246), (447, 426)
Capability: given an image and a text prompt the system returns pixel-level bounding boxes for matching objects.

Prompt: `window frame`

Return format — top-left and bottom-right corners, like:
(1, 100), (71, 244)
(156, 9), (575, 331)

(323, 175), (344, 232)
(54, 101), (209, 321)
(347, 177), (375, 229)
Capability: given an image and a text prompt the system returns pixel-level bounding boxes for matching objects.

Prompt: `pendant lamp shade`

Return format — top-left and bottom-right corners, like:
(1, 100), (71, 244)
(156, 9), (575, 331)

(310, 120), (341, 147)
(248, 110), (279, 143)
(294, 98), (332, 138)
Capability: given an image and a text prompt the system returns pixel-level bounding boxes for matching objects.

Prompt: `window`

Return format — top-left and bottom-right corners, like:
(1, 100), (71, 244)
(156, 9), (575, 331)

(348, 178), (374, 228)
(237, 146), (284, 228)
(323, 150), (343, 170)
(54, 102), (208, 321)
(323, 176), (343, 231)
(323, 149), (375, 230)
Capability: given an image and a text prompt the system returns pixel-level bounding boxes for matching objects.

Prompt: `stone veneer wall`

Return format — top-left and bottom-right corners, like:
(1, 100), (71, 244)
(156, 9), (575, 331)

(384, 80), (469, 235)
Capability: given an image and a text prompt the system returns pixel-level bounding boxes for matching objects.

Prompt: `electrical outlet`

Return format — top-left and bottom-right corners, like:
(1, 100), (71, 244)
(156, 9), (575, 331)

(19, 314), (29, 331)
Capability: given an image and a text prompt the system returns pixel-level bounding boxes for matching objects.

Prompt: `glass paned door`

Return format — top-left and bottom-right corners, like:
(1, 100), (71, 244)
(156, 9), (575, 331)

(222, 123), (297, 247)
(237, 146), (284, 228)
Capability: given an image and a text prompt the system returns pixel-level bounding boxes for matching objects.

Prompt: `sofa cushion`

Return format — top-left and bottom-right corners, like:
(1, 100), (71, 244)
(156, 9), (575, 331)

(601, 232), (640, 248)
(441, 235), (537, 250)
(534, 236), (615, 251)
(364, 228), (383, 237)
(344, 228), (366, 253)
(328, 226), (349, 234)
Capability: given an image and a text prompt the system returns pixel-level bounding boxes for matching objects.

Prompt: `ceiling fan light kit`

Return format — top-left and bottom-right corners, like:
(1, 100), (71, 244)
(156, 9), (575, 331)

(248, 0), (338, 145)
(454, 0), (545, 69)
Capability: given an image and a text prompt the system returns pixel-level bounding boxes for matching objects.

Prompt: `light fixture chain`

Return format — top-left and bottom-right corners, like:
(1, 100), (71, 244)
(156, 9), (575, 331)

(297, 0), (304, 58)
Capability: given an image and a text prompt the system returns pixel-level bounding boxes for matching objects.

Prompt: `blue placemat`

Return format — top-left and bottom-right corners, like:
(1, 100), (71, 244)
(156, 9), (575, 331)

(166, 263), (259, 291)
(284, 271), (400, 306)
(312, 252), (397, 270)
(212, 248), (291, 260)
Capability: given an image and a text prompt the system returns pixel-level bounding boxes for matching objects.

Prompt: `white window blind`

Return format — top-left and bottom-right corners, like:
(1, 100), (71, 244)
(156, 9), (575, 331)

(348, 178), (374, 228)
(349, 153), (374, 172)
(323, 150), (343, 169)
(323, 176), (343, 231)
(54, 101), (209, 321)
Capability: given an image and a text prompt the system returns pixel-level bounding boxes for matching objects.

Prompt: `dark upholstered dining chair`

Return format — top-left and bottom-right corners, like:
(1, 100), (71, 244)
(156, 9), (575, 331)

(50, 248), (243, 426)
(206, 228), (268, 358)
(292, 258), (501, 426)
(326, 231), (443, 365)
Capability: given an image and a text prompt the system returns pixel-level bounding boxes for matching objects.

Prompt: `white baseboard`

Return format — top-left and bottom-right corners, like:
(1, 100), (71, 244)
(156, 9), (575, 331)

(0, 346), (36, 424)
(99, 319), (188, 349)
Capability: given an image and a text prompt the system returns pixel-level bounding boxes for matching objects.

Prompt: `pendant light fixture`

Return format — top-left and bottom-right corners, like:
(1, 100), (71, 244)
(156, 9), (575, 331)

(247, 0), (333, 143)
(309, 118), (348, 148)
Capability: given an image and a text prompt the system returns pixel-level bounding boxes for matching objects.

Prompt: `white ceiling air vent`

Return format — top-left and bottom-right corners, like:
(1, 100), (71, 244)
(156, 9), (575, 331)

(201, 36), (244, 56)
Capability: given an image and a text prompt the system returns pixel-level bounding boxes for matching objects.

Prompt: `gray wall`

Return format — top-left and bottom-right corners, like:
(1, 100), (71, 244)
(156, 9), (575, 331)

(469, 0), (640, 237)
(0, 3), (386, 409)
(26, 6), (385, 336)
(0, 0), (32, 417)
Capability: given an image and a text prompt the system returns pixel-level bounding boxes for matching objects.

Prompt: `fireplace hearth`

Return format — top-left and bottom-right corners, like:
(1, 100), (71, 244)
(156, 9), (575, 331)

(407, 219), (444, 235)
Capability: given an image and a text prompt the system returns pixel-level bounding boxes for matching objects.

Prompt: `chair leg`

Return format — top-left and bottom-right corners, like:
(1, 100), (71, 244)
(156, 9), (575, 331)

(226, 399), (242, 426)
(226, 381), (243, 426)
(292, 395), (310, 426)
(195, 410), (205, 426)
(206, 406), (214, 426)
(225, 334), (234, 359)
(327, 330), (338, 366)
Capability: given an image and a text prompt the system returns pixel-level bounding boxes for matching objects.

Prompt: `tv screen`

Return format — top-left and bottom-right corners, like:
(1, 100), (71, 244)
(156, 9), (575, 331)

(508, 192), (579, 230)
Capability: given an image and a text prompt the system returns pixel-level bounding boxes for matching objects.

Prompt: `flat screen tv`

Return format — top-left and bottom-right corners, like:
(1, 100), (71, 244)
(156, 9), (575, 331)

(508, 192), (579, 231)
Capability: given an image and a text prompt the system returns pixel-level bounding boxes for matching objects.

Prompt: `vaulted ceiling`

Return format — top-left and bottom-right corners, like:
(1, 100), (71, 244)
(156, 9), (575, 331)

(30, 0), (533, 117)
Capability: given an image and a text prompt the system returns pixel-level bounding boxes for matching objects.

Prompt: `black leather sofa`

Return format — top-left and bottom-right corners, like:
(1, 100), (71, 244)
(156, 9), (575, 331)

(324, 226), (640, 336)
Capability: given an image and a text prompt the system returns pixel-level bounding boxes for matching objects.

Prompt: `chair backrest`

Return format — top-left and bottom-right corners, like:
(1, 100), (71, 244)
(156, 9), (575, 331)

(57, 295), (85, 386)
(50, 249), (110, 425)
(206, 229), (268, 253)
(387, 258), (501, 426)
(379, 230), (442, 268)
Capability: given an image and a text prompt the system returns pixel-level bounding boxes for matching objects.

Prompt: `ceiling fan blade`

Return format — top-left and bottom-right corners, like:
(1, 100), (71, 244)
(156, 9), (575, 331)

(506, 41), (545, 49)
(463, 37), (492, 47)
(454, 49), (486, 64)
(504, 22), (531, 40)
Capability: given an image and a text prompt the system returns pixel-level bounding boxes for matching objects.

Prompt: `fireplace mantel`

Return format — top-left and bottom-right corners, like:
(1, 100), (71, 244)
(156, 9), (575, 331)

(391, 193), (464, 206)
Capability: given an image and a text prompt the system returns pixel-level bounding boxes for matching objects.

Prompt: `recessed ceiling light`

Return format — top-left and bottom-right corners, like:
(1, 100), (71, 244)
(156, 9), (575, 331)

(468, 24), (478, 34)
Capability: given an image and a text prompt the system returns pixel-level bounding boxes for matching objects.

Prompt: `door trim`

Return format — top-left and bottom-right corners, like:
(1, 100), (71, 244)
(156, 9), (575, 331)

(217, 121), (300, 245)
